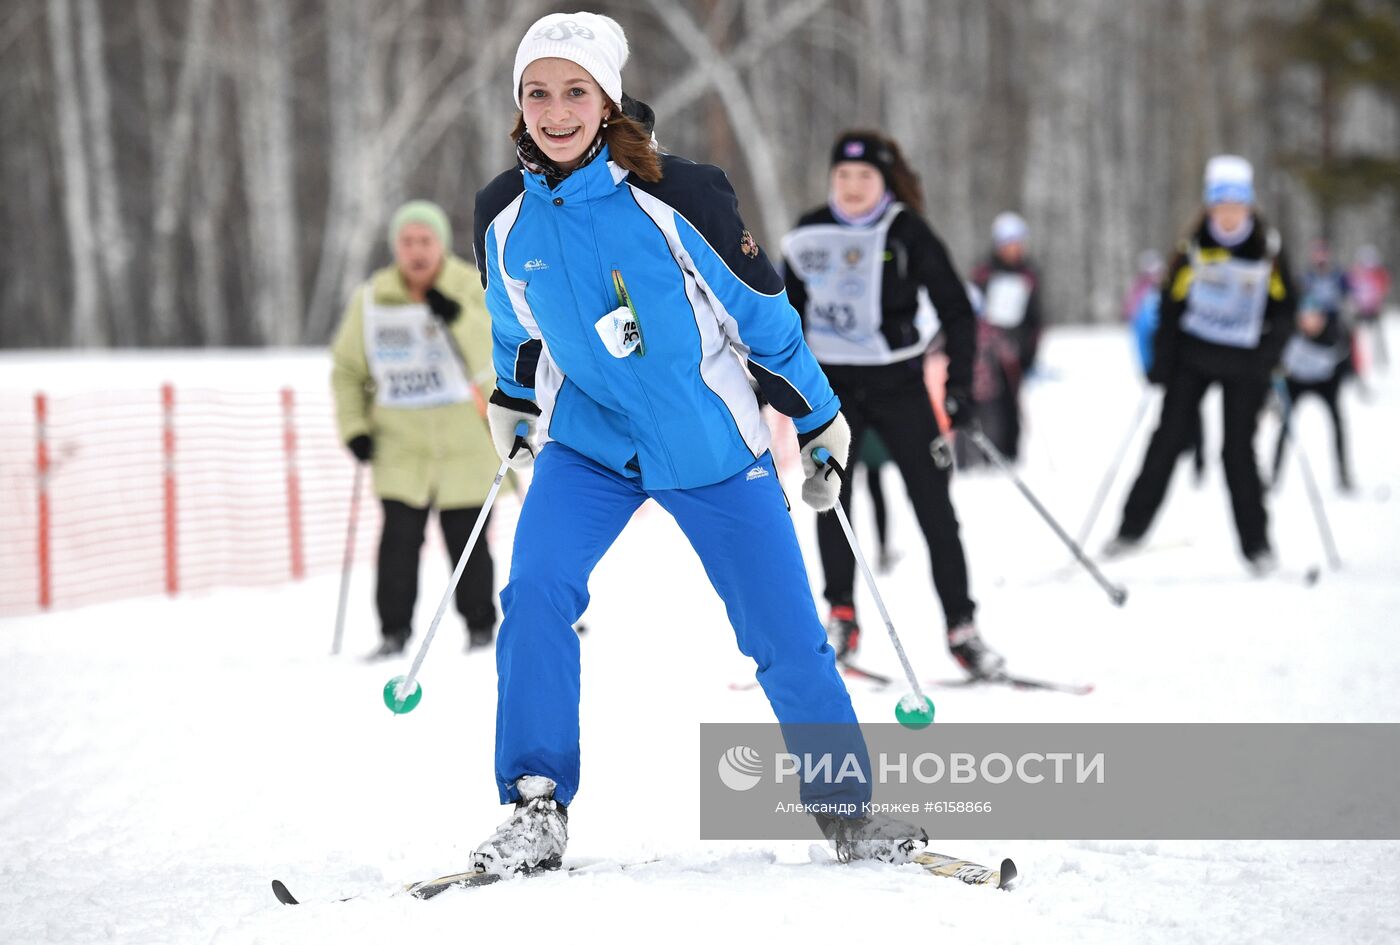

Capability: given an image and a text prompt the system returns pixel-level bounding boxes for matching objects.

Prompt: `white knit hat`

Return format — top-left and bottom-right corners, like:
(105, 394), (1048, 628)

(992, 211), (1029, 247)
(512, 12), (629, 108)
(1203, 155), (1254, 205)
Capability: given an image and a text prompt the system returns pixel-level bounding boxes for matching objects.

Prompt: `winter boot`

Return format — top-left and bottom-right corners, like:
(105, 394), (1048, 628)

(467, 622), (495, 651)
(471, 775), (568, 877)
(815, 812), (928, 864)
(947, 622), (1006, 680)
(1244, 547), (1278, 577)
(366, 628), (410, 661)
(1100, 533), (1142, 559)
(826, 605), (860, 661)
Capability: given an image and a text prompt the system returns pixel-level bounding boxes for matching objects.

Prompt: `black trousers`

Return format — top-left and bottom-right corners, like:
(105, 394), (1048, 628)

(1272, 375), (1349, 487)
(1117, 364), (1272, 557)
(376, 499), (496, 639)
(817, 361), (975, 629)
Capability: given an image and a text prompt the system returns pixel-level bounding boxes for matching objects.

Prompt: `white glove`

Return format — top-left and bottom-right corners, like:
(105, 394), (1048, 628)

(487, 390), (541, 470)
(797, 412), (851, 511)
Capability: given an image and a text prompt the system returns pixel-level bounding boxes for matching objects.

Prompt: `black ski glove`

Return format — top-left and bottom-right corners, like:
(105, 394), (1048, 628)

(347, 434), (373, 463)
(943, 388), (974, 430)
(424, 287), (461, 325)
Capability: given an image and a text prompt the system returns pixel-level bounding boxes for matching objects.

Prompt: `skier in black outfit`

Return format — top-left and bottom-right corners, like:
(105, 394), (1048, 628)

(966, 212), (1044, 465)
(782, 130), (1004, 679)
(1105, 155), (1296, 573)
(1272, 294), (1353, 491)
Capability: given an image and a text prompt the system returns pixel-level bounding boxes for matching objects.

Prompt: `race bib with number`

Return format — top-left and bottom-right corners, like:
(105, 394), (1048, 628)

(1180, 255), (1272, 349)
(781, 204), (924, 364)
(363, 288), (473, 408)
(1282, 335), (1343, 383)
(982, 272), (1032, 329)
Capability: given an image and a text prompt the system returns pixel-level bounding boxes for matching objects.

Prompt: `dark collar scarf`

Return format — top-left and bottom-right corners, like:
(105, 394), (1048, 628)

(516, 130), (606, 190)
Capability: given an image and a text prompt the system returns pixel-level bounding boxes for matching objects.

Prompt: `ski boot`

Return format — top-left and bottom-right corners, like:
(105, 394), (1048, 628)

(1100, 533), (1142, 560)
(947, 622), (1006, 680)
(366, 628), (409, 661)
(815, 811), (928, 864)
(826, 605), (860, 661)
(467, 622), (495, 651)
(471, 776), (569, 877)
(1244, 547), (1278, 577)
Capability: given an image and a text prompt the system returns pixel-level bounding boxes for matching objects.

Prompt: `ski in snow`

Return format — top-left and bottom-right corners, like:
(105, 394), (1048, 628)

(271, 860), (656, 904)
(270, 851), (1016, 904)
(840, 661), (1094, 696)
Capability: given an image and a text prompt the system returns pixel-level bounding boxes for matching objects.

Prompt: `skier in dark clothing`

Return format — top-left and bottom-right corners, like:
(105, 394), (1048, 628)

(1105, 155), (1297, 573)
(782, 129), (1004, 679)
(966, 212), (1044, 464)
(1272, 297), (1353, 491)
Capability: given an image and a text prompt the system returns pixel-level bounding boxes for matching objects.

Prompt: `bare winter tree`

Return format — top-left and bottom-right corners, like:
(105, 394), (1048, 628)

(2, 0), (1396, 349)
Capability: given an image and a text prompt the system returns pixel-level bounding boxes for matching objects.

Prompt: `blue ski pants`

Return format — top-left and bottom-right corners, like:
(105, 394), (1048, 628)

(494, 443), (871, 811)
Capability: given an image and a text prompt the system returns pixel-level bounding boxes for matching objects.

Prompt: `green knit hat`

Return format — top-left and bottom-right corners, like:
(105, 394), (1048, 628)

(388, 200), (452, 253)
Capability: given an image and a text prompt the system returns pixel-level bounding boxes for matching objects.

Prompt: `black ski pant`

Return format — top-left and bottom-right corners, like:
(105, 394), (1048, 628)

(376, 498), (496, 640)
(864, 460), (890, 554)
(1117, 364), (1272, 557)
(1272, 375), (1349, 488)
(816, 360), (975, 630)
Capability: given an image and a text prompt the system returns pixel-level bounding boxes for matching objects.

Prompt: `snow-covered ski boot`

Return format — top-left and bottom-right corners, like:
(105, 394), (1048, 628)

(366, 629), (409, 661)
(815, 812), (928, 864)
(1100, 533), (1143, 559)
(1245, 548), (1278, 577)
(470, 776), (568, 877)
(827, 605), (861, 661)
(467, 622), (495, 651)
(947, 622), (1006, 680)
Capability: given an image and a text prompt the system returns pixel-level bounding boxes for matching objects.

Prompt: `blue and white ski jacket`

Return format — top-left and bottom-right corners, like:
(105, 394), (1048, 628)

(473, 146), (839, 491)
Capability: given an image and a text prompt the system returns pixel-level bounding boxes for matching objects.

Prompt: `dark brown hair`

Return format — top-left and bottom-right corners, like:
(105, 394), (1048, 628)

(511, 110), (662, 183)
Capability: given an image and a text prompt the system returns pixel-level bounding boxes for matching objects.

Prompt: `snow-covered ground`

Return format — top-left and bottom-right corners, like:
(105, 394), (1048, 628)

(2, 323), (1398, 944)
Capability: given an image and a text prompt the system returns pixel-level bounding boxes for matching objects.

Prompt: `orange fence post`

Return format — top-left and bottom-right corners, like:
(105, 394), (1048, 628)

(281, 387), (305, 581)
(162, 383), (179, 597)
(35, 393), (51, 610)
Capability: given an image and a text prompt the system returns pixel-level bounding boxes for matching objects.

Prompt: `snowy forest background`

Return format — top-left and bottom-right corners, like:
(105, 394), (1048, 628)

(4, 0), (1399, 348)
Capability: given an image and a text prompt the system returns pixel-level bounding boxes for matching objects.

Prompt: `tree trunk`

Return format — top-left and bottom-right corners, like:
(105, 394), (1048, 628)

(44, 0), (103, 345)
(76, 0), (134, 342)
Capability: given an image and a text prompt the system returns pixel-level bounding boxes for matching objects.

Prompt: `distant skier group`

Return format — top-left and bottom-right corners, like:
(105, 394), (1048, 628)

(326, 9), (1392, 880)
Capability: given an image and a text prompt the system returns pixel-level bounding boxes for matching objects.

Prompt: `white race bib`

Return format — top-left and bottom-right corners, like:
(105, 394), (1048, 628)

(1282, 335), (1343, 383)
(363, 288), (473, 408)
(782, 204), (925, 365)
(982, 272), (1032, 328)
(1180, 255), (1272, 349)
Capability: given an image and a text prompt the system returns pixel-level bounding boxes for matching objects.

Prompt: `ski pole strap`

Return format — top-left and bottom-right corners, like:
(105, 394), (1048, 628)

(508, 419), (533, 461)
(812, 446), (846, 482)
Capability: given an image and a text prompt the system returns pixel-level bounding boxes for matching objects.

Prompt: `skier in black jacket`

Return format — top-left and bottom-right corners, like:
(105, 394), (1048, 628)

(967, 212), (1044, 464)
(1105, 155), (1296, 572)
(782, 130), (1004, 679)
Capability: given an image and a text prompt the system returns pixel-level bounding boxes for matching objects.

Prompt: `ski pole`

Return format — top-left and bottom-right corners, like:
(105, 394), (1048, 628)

(965, 428), (1128, 606)
(1071, 386), (1156, 554)
(1272, 378), (1342, 570)
(330, 462), (365, 655)
(386, 421), (528, 713)
(813, 447), (933, 727)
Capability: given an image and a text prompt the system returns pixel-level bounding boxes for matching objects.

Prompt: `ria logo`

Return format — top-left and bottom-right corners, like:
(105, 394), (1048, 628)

(523, 258), (549, 272)
(717, 745), (764, 792)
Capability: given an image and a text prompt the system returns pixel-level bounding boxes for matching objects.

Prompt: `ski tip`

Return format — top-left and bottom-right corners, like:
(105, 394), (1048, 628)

(271, 879), (299, 905)
(997, 858), (1018, 890)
